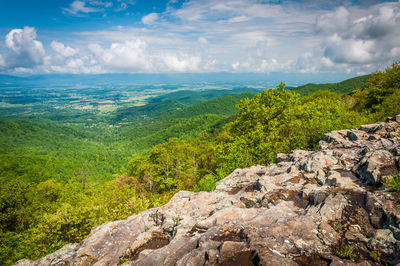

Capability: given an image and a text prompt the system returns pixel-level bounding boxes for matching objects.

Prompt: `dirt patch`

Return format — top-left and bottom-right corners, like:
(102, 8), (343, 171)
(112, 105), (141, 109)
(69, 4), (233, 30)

(126, 231), (170, 261)
(294, 254), (331, 266)
(212, 229), (249, 242)
(217, 250), (259, 266)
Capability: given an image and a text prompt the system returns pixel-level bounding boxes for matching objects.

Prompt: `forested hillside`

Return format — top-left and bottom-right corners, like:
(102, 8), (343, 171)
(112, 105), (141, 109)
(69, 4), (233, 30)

(113, 88), (257, 123)
(1, 63), (400, 265)
(293, 74), (370, 96)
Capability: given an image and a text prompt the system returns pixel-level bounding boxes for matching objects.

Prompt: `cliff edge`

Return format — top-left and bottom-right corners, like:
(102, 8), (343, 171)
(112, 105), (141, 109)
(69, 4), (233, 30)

(17, 116), (400, 265)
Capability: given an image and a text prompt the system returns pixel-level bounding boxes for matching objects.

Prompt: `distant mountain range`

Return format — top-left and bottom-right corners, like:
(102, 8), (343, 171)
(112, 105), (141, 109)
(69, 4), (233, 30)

(0, 72), (356, 88)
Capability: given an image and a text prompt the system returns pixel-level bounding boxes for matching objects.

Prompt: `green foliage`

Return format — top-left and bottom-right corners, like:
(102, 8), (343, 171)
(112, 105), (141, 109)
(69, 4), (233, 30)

(300, 90), (368, 149)
(0, 120), (128, 183)
(159, 93), (255, 120)
(369, 250), (381, 263)
(31, 203), (100, 252)
(120, 114), (229, 153)
(276, 81), (286, 91)
(330, 221), (344, 233)
(194, 174), (220, 192)
(114, 89), (258, 123)
(354, 62), (400, 119)
(148, 88), (258, 105)
(119, 257), (130, 265)
(215, 88), (366, 174)
(128, 136), (217, 193)
(0, 178), (32, 232)
(0, 177), (155, 264)
(336, 245), (357, 261)
(216, 89), (304, 171)
(383, 175), (400, 192)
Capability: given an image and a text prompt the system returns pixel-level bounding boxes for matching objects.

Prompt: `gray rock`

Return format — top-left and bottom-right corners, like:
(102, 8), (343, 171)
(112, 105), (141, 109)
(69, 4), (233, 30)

(357, 150), (398, 185)
(276, 152), (290, 163)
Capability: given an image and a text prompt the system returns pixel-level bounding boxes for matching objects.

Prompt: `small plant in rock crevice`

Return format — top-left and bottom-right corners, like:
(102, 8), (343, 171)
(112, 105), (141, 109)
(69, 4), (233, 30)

(330, 221), (344, 233)
(118, 257), (129, 265)
(336, 245), (357, 261)
(383, 175), (400, 191)
(369, 250), (381, 263)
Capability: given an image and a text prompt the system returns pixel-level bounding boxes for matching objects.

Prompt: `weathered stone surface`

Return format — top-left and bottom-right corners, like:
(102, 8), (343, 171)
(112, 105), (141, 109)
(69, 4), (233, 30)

(15, 243), (79, 266)
(357, 150), (398, 185)
(17, 117), (400, 265)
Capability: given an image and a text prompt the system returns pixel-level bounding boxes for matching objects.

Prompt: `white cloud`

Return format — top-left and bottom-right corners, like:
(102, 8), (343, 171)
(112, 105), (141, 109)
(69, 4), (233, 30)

(315, 6), (350, 35)
(86, 40), (205, 73)
(315, 2), (400, 68)
(89, 0), (113, 7)
(3, 26), (45, 69)
(198, 37), (208, 47)
(0, 54), (4, 68)
(89, 40), (153, 72)
(66, 58), (84, 68)
(231, 61), (240, 71)
(63, 1), (102, 15)
(1, 0), (400, 75)
(115, 2), (127, 11)
(227, 16), (250, 23)
(324, 35), (376, 64)
(161, 54), (202, 72)
(142, 13), (158, 25)
(51, 41), (77, 57)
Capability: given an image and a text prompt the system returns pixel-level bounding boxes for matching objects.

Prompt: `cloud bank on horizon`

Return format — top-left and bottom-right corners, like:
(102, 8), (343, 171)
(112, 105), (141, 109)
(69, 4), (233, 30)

(0, 0), (399, 75)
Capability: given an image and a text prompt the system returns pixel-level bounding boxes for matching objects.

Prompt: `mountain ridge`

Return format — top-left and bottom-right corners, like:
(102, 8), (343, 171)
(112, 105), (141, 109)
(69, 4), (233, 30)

(292, 75), (370, 96)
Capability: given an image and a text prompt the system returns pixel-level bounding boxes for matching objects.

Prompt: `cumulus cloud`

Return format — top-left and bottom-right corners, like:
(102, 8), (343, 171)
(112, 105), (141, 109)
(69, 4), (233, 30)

(352, 5), (400, 40)
(315, 2), (400, 67)
(86, 40), (204, 73)
(142, 13), (158, 25)
(63, 1), (102, 15)
(3, 26), (45, 69)
(51, 41), (77, 57)
(161, 54), (202, 72)
(89, 40), (152, 72)
(324, 35), (376, 64)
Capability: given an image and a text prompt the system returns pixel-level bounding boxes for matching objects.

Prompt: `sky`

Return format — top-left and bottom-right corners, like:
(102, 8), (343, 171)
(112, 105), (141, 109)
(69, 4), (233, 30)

(0, 0), (399, 75)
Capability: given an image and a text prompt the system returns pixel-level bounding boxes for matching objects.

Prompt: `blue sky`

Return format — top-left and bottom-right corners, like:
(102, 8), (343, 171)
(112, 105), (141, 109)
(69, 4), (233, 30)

(0, 0), (399, 75)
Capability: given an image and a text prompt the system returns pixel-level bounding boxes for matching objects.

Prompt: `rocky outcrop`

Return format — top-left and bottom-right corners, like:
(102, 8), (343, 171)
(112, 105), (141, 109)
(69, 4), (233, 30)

(16, 116), (400, 266)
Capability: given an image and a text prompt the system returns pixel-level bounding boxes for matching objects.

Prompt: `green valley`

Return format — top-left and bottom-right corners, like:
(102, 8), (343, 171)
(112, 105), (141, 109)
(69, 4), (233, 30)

(1, 63), (400, 265)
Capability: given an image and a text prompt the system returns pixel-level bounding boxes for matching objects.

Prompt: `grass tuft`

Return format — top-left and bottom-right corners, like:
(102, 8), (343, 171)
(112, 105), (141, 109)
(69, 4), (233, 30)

(383, 175), (400, 191)
(336, 245), (357, 261)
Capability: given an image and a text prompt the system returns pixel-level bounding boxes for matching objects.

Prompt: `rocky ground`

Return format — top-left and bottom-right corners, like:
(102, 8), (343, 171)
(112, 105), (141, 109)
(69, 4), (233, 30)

(17, 116), (400, 266)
